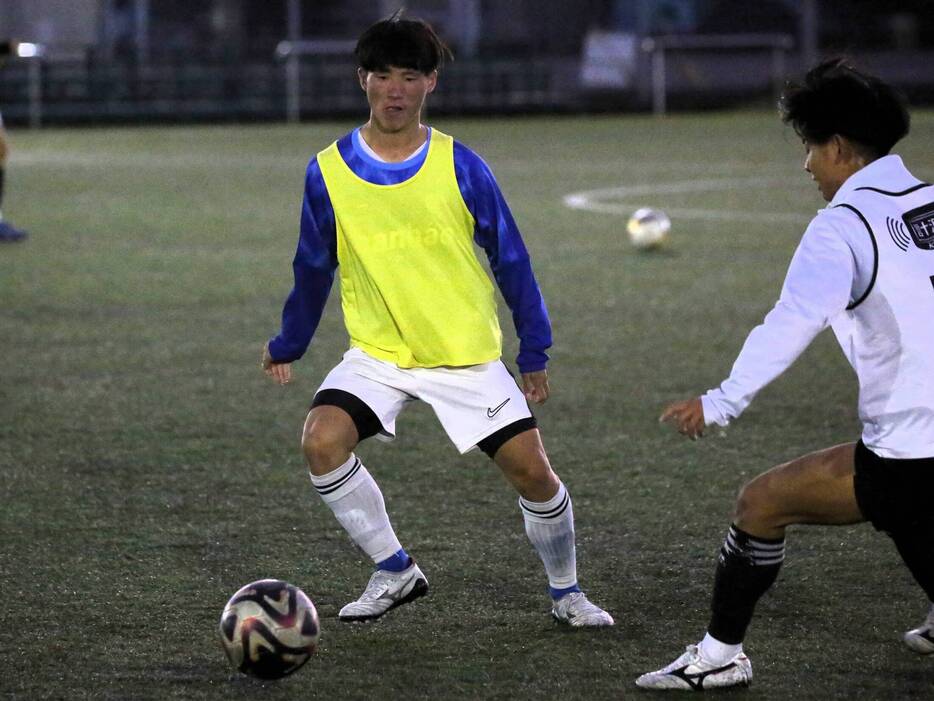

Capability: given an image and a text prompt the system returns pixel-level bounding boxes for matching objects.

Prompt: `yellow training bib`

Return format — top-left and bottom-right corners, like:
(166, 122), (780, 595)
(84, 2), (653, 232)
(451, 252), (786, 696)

(317, 130), (502, 368)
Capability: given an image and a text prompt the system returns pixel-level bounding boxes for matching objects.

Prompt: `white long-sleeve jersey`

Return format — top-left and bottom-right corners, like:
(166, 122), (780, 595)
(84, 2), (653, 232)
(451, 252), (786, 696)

(702, 155), (934, 459)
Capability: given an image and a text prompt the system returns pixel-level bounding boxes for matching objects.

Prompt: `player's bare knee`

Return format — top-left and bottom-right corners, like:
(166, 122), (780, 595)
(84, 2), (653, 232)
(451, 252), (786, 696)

(524, 462), (557, 489)
(503, 461), (559, 501)
(733, 476), (778, 529)
(302, 425), (352, 476)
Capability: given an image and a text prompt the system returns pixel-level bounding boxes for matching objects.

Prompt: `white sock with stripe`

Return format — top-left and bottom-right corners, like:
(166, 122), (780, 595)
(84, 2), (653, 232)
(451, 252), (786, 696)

(519, 482), (578, 594)
(309, 454), (402, 564)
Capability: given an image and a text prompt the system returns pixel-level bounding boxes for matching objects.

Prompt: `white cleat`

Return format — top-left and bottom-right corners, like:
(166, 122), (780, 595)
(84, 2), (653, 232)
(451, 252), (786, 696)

(338, 562), (428, 622)
(551, 591), (614, 627)
(635, 644), (752, 691)
(903, 605), (934, 655)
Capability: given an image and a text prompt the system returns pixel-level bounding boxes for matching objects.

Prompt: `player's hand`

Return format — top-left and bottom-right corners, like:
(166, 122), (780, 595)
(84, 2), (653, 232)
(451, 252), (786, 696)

(522, 370), (550, 405)
(262, 342), (292, 385)
(659, 397), (705, 440)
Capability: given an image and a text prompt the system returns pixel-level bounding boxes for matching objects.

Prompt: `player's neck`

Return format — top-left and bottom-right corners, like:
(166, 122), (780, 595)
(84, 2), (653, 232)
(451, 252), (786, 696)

(359, 122), (428, 163)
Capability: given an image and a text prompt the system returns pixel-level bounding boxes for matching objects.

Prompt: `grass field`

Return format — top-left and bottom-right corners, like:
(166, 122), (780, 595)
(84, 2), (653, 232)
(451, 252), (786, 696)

(2, 111), (933, 700)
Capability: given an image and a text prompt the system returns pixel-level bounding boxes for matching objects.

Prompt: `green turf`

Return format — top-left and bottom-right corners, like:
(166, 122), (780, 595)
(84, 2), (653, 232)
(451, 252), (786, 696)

(2, 112), (933, 699)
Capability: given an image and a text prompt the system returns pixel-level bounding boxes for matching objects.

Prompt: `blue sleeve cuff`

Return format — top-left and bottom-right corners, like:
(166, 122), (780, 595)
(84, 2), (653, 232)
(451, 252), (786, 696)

(517, 354), (549, 374)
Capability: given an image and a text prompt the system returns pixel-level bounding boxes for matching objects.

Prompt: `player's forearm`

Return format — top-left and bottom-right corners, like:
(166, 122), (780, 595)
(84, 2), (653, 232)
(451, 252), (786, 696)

(493, 258), (552, 372)
(268, 268), (334, 363)
(703, 218), (856, 425)
(702, 301), (825, 426)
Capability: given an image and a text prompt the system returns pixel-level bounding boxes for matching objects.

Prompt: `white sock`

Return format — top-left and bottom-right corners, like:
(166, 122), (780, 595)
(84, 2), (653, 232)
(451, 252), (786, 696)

(309, 454), (402, 564)
(519, 482), (578, 590)
(699, 632), (743, 666)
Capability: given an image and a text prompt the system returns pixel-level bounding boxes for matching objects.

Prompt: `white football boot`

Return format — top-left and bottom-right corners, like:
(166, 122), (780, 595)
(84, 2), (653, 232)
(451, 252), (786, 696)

(338, 562), (428, 622)
(635, 644), (752, 691)
(903, 604), (934, 655)
(551, 591), (614, 627)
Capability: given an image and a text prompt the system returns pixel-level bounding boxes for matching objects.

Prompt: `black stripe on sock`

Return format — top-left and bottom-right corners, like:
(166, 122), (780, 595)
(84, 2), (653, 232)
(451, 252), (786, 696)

(315, 458), (362, 496)
(520, 492), (570, 519)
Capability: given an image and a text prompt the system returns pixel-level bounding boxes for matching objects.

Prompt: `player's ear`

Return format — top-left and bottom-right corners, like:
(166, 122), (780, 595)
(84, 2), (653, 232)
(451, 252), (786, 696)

(425, 70), (438, 94)
(357, 67), (368, 91)
(829, 134), (847, 162)
(833, 135), (864, 167)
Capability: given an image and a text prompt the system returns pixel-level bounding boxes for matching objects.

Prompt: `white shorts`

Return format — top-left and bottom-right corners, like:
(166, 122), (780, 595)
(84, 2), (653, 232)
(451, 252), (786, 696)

(316, 348), (534, 454)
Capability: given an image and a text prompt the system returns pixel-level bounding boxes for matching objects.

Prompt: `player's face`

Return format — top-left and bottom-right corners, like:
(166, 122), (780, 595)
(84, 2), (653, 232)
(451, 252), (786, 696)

(358, 66), (437, 134)
(803, 137), (850, 202)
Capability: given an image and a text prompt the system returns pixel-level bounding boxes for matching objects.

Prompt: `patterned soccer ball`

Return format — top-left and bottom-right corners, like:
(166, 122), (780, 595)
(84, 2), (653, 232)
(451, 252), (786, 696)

(219, 579), (320, 680)
(626, 207), (671, 249)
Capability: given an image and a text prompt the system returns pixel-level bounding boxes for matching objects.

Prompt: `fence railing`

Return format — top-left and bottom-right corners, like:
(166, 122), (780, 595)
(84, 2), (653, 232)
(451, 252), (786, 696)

(3, 43), (933, 127)
(640, 34), (794, 115)
(0, 55), (570, 126)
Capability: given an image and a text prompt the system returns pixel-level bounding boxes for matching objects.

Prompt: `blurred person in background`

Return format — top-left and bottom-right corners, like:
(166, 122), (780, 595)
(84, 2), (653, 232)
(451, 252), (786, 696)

(0, 40), (27, 243)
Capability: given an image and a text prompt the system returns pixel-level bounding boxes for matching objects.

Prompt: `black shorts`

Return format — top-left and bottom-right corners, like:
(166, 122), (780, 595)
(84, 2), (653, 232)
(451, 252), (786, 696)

(853, 440), (934, 534)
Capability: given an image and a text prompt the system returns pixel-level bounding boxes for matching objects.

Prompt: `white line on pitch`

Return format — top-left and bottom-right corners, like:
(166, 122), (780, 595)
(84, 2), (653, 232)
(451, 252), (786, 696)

(564, 177), (814, 224)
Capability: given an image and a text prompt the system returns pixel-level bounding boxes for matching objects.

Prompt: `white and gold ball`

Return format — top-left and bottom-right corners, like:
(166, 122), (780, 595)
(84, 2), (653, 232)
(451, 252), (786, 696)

(626, 208), (671, 249)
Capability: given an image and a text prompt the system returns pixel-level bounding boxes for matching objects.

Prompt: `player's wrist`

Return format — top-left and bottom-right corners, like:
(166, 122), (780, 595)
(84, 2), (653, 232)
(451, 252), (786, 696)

(700, 394), (729, 427)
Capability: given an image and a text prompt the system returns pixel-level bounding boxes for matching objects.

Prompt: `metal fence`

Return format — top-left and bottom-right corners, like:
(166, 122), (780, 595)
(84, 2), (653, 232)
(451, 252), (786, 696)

(0, 54), (570, 126)
(3, 43), (933, 127)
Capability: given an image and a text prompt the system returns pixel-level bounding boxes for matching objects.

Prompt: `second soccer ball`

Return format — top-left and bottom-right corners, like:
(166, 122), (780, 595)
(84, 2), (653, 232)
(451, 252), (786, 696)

(626, 208), (671, 249)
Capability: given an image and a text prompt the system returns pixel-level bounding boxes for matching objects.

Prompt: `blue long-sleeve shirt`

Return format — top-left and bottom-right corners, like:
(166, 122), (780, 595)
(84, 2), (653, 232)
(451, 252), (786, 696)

(268, 127), (552, 373)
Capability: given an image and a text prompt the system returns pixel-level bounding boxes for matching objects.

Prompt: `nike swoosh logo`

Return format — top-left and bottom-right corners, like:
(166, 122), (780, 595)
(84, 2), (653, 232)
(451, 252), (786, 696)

(487, 398), (510, 418)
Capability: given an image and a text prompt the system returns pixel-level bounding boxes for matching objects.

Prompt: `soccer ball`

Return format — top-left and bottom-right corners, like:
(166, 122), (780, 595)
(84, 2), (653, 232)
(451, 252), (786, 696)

(219, 579), (320, 680)
(626, 207), (670, 249)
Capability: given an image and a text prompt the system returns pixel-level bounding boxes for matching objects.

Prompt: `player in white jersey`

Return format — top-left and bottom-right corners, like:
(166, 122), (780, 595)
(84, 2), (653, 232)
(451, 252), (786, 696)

(636, 58), (934, 691)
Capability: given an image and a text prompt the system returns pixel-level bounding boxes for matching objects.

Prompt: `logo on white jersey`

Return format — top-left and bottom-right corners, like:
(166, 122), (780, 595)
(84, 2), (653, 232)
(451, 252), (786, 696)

(887, 217), (912, 251)
(902, 201), (934, 250)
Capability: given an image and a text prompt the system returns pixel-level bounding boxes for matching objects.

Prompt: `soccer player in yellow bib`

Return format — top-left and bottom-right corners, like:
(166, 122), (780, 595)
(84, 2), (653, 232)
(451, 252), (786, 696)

(261, 12), (613, 627)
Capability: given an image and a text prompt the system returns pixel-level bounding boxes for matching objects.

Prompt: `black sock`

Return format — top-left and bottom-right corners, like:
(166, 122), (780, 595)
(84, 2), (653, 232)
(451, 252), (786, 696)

(708, 523), (785, 644)
(891, 528), (934, 602)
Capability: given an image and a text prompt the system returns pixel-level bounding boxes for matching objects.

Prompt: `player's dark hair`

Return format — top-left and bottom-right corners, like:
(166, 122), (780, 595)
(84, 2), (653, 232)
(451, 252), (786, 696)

(779, 58), (909, 159)
(355, 10), (452, 74)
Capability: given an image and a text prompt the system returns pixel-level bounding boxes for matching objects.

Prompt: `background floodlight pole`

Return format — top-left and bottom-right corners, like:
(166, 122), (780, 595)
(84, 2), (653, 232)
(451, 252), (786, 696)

(15, 42), (47, 129)
(644, 38), (666, 116)
(799, 0), (819, 72)
(27, 55), (41, 128)
(284, 0), (301, 123)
